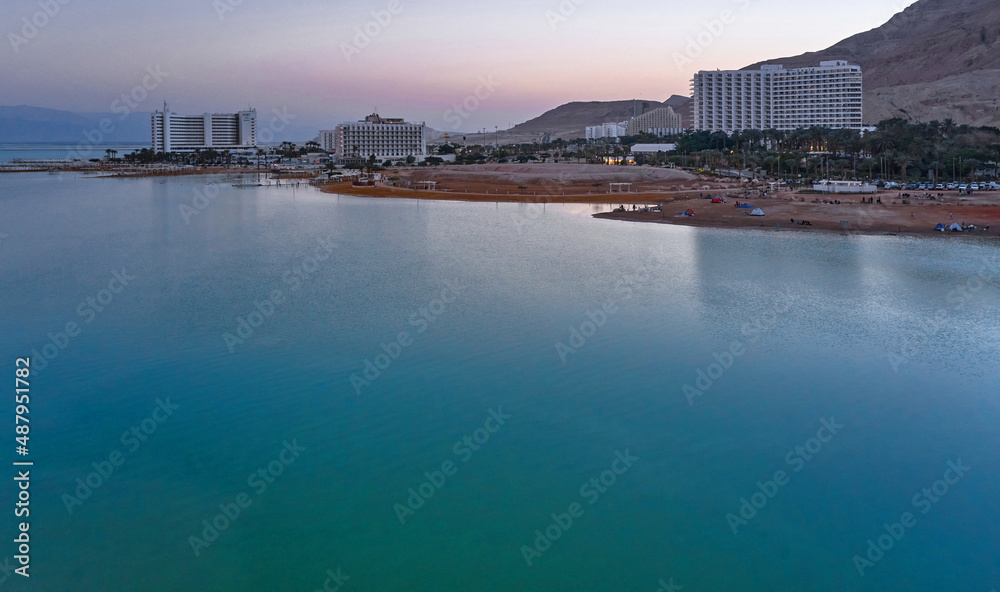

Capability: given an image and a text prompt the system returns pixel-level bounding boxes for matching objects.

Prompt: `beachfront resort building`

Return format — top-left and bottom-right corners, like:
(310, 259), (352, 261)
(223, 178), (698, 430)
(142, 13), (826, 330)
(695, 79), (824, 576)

(150, 106), (257, 152)
(319, 130), (336, 153)
(334, 114), (427, 164)
(692, 61), (863, 133)
(627, 106), (684, 137)
(586, 121), (629, 141)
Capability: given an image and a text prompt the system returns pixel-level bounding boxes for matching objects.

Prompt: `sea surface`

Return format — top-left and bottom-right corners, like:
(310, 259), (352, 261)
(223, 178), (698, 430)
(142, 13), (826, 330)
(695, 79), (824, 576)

(1, 172), (998, 591)
(0, 142), (148, 162)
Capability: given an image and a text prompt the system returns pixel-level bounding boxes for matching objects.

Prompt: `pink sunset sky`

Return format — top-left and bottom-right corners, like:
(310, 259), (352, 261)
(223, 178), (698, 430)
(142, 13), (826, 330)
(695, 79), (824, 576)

(1, 0), (917, 133)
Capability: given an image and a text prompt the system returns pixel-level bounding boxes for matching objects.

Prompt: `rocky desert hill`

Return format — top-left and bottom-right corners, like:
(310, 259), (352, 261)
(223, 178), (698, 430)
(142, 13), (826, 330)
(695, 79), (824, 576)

(507, 96), (691, 141)
(745, 0), (1000, 126)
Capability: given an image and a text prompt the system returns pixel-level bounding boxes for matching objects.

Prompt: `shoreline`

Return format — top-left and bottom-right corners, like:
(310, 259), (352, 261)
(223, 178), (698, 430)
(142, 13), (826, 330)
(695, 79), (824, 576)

(318, 181), (1000, 238)
(12, 165), (999, 238)
(591, 210), (1000, 240)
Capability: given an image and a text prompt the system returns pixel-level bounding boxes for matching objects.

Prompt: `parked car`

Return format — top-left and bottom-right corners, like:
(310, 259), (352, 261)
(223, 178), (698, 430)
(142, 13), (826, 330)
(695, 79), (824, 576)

(970, 184), (980, 191)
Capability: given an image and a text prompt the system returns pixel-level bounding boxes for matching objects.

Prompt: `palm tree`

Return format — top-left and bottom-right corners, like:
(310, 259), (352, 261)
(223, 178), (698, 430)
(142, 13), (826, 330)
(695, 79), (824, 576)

(942, 118), (956, 139)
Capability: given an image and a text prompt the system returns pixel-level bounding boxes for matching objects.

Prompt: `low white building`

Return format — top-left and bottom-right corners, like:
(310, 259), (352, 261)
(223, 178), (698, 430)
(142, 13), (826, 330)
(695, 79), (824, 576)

(630, 143), (677, 154)
(813, 180), (877, 194)
(586, 121), (629, 141)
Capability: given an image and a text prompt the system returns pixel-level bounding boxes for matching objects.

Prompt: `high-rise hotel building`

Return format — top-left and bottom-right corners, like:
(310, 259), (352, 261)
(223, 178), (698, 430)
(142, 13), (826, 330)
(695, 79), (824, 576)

(692, 61), (863, 132)
(151, 106), (257, 152)
(334, 114), (427, 163)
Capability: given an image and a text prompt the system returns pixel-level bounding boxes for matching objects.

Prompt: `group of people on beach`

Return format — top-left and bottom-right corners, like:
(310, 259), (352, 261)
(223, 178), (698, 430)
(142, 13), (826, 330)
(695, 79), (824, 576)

(614, 204), (659, 213)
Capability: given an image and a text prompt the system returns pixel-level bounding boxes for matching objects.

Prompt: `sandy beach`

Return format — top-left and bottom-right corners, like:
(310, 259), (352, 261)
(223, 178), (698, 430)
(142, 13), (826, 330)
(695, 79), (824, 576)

(318, 163), (1000, 237)
(594, 196), (1000, 237)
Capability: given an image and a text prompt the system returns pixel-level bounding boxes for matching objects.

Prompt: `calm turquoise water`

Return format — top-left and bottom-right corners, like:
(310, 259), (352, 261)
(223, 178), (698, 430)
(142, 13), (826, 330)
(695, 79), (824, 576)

(1, 173), (999, 591)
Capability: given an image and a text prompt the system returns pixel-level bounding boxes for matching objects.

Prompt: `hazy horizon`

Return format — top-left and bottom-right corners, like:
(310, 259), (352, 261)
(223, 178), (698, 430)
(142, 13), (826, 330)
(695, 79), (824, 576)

(2, 0), (918, 133)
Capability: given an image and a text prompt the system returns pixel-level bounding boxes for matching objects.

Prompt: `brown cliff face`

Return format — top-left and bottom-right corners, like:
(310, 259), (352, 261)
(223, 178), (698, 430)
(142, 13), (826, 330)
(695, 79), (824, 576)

(745, 0), (1000, 125)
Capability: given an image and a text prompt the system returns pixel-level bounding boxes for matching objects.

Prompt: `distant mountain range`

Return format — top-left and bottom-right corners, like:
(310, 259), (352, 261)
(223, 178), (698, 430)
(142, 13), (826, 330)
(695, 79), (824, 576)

(507, 96), (692, 141)
(0, 105), (153, 144)
(0, 105), (320, 145)
(745, 0), (1000, 127)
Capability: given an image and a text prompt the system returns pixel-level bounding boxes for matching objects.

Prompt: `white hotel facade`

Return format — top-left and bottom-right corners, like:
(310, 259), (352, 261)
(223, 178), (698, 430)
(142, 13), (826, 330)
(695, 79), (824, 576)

(334, 114), (427, 163)
(692, 61), (863, 133)
(586, 122), (629, 141)
(151, 107), (257, 152)
(627, 106), (684, 137)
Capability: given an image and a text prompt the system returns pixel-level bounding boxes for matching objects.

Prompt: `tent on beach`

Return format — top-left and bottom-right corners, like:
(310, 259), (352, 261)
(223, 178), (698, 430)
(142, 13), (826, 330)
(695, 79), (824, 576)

(934, 223), (946, 232)
(737, 203), (755, 209)
(949, 223), (963, 232)
(712, 198), (725, 203)
(749, 208), (765, 217)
